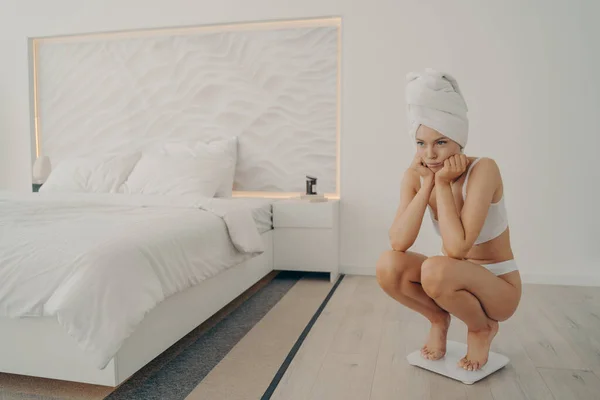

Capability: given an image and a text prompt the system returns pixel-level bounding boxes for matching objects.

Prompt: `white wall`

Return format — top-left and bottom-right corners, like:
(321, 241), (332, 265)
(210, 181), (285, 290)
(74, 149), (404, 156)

(1, 0), (599, 285)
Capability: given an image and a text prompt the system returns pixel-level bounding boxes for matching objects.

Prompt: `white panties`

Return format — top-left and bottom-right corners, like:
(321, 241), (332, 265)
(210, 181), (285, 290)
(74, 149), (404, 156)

(437, 253), (519, 276)
(480, 259), (519, 276)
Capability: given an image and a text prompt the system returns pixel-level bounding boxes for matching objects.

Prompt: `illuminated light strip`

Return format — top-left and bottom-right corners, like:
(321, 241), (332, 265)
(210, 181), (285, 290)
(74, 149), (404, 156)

(32, 39), (41, 158)
(232, 191), (340, 200)
(33, 17), (341, 44)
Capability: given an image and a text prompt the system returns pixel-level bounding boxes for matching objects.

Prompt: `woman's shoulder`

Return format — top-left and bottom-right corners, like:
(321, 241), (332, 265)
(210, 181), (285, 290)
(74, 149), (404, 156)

(469, 156), (500, 174)
(467, 156), (502, 185)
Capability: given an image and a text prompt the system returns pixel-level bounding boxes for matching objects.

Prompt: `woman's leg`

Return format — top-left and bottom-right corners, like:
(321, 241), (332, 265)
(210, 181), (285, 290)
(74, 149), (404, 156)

(420, 256), (521, 370)
(375, 250), (451, 360)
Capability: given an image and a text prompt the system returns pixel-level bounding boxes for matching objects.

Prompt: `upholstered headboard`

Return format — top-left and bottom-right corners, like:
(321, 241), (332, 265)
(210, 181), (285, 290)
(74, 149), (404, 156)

(32, 17), (341, 197)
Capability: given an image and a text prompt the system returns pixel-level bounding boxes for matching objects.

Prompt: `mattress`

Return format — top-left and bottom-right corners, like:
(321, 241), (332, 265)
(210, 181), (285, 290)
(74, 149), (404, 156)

(0, 191), (268, 369)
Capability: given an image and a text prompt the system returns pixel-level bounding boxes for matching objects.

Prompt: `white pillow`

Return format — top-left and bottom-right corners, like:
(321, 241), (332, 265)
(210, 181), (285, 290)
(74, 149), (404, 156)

(155, 137), (238, 197)
(40, 153), (141, 193)
(121, 152), (227, 197)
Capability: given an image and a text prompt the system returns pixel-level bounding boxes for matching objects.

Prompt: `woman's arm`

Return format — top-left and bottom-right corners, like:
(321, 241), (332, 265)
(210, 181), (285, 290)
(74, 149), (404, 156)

(435, 156), (500, 258)
(388, 170), (434, 252)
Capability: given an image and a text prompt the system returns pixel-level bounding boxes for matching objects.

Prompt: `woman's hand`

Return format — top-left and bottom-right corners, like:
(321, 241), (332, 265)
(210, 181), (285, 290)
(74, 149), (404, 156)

(435, 154), (470, 184)
(409, 154), (435, 185)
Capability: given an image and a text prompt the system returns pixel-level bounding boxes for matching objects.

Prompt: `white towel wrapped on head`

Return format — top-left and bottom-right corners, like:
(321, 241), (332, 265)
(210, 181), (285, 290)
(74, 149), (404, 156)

(405, 68), (469, 148)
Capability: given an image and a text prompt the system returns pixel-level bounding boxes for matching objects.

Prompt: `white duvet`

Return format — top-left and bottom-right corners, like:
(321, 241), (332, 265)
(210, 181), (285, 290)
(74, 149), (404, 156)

(0, 192), (265, 369)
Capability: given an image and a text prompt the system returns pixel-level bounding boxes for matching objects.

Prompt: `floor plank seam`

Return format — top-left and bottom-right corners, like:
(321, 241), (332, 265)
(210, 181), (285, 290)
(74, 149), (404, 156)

(536, 366), (594, 372)
(261, 274), (346, 400)
(532, 294), (597, 372)
(367, 307), (388, 400)
(306, 275), (361, 399)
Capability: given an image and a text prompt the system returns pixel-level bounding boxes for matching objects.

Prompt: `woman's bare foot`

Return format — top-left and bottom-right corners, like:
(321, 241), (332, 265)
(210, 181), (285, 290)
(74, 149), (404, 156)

(421, 312), (451, 360)
(458, 318), (499, 371)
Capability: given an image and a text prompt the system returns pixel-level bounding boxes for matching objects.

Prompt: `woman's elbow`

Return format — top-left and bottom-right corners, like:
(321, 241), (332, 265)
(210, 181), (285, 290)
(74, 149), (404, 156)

(389, 238), (412, 253)
(443, 244), (469, 260)
(444, 250), (467, 260)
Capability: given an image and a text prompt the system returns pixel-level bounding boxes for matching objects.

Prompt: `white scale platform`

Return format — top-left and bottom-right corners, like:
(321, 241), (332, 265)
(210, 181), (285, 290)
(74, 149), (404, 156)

(407, 340), (510, 385)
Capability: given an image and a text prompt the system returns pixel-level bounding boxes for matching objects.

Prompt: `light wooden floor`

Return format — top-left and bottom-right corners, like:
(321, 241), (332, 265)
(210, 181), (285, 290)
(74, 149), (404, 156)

(3, 274), (599, 399)
(272, 275), (600, 400)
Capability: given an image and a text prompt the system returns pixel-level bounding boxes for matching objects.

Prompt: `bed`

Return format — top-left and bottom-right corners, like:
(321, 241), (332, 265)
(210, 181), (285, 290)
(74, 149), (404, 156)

(0, 189), (276, 386)
(1, 18), (341, 386)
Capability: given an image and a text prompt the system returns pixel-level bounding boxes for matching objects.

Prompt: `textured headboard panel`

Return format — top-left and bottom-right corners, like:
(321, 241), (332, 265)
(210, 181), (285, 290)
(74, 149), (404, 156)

(32, 18), (341, 196)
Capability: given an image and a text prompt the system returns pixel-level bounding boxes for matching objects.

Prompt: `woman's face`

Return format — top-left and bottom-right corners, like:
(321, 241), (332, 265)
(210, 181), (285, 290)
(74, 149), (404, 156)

(415, 125), (462, 173)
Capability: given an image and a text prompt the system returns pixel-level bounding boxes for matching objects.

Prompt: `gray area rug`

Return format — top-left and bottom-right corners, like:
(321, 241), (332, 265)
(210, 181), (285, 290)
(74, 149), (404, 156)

(105, 270), (305, 400)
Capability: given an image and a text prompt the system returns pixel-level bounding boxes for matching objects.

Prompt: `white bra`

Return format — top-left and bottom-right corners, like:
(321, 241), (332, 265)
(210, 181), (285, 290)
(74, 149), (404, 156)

(429, 158), (509, 245)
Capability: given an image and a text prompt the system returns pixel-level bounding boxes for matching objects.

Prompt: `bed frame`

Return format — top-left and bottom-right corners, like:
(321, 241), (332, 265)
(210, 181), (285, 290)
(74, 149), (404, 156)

(0, 230), (273, 387)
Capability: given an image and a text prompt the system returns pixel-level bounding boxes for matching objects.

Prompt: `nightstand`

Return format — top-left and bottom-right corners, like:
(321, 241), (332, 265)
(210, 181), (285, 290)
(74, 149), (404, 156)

(272, 199), (340, 283)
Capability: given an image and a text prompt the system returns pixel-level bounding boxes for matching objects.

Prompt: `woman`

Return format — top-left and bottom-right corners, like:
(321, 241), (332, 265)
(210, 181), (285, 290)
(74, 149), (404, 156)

(376, 69), (521, 372)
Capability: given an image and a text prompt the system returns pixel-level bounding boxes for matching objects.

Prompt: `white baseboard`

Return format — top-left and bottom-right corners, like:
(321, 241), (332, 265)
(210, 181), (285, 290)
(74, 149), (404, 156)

(340, 265), (375, 276)
(340, 266), (600, 287)
(518, 273), (600, 287)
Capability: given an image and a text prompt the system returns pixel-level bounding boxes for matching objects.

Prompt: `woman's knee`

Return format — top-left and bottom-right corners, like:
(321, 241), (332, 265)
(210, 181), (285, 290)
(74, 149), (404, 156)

(421, 256), (453, 299)
(375, 250), (411, 291)
(490, 295), (520, 322)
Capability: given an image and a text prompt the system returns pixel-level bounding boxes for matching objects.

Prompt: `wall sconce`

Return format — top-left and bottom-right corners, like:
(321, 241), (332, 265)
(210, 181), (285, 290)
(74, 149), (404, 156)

(32, 155), (51, 184)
